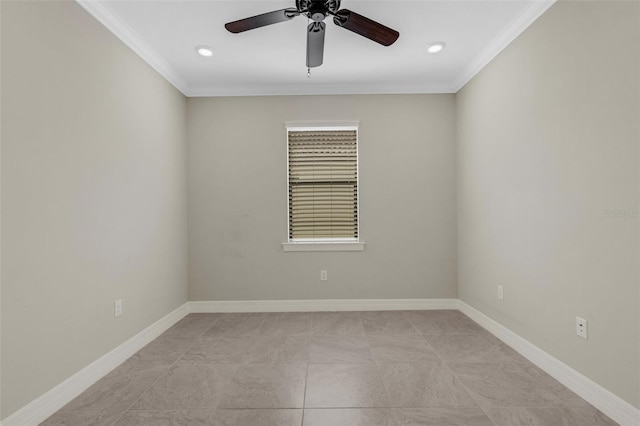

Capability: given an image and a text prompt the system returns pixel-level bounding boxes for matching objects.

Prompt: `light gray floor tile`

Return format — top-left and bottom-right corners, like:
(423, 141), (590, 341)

(177, 336), (251, 364)
(305, 363), (391, 408)
(44, 310), (616, 425)
(217, 364), (307, 408)
(403, 311), (482, 336)
(128, 336), (196, 365)
(448, 362), (562, 408)
(392, 407), (494, 425)
(130, 364), (237, 410)
(310, 312), (366, 337)
(162, 315), (220, 339)
(368, 335), (440, 363)
(40, 411), (122, 426)
(495, 342), (531, 363)
(243, 335), (311, 364)
(210, 409), (303, 425)
(514, 363), (590, 407)
(442, 323), (529, 364)
(61, 361), (169, 411)
(202, 314), (267, 337)
(473, 327), (505, 345)
(308, 336), (374, 363)
(378, 362), (477, 408)
(485, 406), (543, 426)
(360, 311), (419, 335)
(425, 334), (515, 363)
(485, 406), (618, 426)
(113, 410), (211, 425)
(303, 408), (396, 426)
(567, 407), (618, 425)
(215, 312), (268, 317)
(259, 312), (313, 336)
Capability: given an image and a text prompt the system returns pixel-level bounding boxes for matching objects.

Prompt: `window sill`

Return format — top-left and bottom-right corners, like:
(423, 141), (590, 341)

(282, 242), (366, 252)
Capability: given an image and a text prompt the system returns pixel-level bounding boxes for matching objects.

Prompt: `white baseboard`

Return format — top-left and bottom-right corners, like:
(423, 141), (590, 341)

(188, 298), (459, 313)
(458, 301), (640, 426)
(4, 298), (638, 426)
(1, 303), (190, 426)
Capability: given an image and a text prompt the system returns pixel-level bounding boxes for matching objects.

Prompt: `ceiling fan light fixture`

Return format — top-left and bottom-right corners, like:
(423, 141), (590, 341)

(427, 41), (446, 54)
(196, 45), (214, 57)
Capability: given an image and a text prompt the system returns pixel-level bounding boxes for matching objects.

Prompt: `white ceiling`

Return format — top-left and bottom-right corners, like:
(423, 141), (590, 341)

(77, 0), (555, 97)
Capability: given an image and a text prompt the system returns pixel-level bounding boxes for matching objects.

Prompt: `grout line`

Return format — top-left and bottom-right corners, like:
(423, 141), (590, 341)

(301, 363), (310, 426)
(107, 411), (125, 426)
(440, 358), (498, 426)
(373, 358), (394, 416)
(48, 309), (599, 426)
(400, 310), (497, 425)
(113, 319), (211, 420)
(400, 311), (424, 336)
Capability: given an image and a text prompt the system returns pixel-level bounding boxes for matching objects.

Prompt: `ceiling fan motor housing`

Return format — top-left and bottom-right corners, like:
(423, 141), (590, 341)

(297, 0), (341, 22)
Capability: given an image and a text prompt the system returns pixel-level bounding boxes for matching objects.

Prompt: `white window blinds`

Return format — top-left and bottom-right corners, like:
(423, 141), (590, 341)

(288, 128), (358, 240)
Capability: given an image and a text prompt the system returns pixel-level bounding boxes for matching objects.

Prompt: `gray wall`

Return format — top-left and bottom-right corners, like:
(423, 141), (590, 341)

(456, 0), (640, 407)
(187, 95), (457, 301)
(3, 0), (639, 419)
(0, 0), (3, 419)
(1, 1), (188, 418)
(0, 2), (4, 421)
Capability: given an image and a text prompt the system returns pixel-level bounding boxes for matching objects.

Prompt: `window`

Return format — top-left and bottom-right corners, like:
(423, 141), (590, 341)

(284, 123), (364, 251)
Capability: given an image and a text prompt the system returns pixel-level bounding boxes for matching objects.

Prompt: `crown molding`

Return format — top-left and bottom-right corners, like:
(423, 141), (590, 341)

(185, 83), (458, 97)
(452, 0), (556, 92)
(75, 0), (190, 96)
(76, 0), (553, 97)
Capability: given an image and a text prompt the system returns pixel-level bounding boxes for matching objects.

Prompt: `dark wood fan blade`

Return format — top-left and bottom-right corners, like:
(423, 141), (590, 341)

(225, 9), (297, 33)
(333, 9), (399, 46)
(306, 22), (325, 68)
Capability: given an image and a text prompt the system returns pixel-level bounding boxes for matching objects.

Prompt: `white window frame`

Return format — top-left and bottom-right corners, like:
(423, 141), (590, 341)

(282, 121), (365, 252)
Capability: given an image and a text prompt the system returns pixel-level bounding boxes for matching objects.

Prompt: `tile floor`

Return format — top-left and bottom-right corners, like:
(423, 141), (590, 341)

(42, 310), (617, 425)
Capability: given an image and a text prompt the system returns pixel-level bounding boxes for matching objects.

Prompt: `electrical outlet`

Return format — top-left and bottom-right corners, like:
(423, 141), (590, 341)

(576, 317), (588, 339)
(114, 299), (123, 317)
(497, 285), (504, 300)
(320, 270), (328, 281)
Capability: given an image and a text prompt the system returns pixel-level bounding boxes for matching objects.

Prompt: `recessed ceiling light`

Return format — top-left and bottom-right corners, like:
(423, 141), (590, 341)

(196, 45), (213, 57)
(427, 41), (446, 54)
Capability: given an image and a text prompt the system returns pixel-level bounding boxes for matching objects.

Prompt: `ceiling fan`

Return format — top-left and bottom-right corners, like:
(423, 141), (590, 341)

(225, 0), (399, 68)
